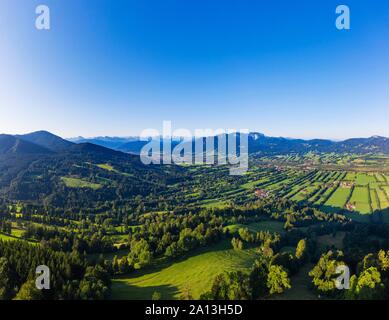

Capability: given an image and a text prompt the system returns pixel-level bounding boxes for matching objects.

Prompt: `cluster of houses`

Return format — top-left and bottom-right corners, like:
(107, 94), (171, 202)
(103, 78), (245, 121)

(324, 182), (337, 188)
(341, 181), (355, 189)
(254, 189), (270, 199)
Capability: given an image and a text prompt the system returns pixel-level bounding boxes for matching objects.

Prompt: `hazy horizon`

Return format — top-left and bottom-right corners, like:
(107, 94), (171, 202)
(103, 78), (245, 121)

(1, 128), (388, 142)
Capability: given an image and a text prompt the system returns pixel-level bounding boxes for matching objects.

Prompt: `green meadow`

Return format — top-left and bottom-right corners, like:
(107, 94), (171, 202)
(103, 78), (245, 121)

(111, 240), (258, 300)
(224, 221), (285, 235)
(61, 177), (102, 190)
(350, 187), (371, 214)
(97, 163), (115, 171)
(0, 233), (16, 242)
(325, 187), (351, 208)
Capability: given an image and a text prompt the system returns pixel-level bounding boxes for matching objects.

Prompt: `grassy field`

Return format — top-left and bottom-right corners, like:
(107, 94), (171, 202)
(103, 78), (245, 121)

(11, 228), (25, 238)
(370, 188), (380, 211)
(382, 186), (389, 200)
(375, 173), (386, 182)
(0, 233), (17, 241)
(200, 199), (230, 209)
(61, 177), (102, 190)
(0, 232), (38, 245)
(355, 173), (376, 185)
(377, 188), (389, 209)
(314, 186), (335, 206)
(111, 240), (258, 300)
(224, 220), (285, 235)
(240, 178), (268, 189)
(97, 163), (115, 171)
(291, 186), (316, 202)
(324, 187), (350, 208)
(350, 187), (371, 214)
(345, 172), (357, 181)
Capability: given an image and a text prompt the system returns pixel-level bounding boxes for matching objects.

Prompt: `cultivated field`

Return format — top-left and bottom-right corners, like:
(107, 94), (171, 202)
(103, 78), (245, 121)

(180, 155), (389, 218)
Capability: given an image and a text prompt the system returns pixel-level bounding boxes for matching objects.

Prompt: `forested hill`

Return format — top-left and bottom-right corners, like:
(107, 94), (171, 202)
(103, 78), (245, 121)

(15, 130), (74, 152)
(0, 134), (52, 155)
(248, 134), (389, 154)
(0, 131), (183, 209)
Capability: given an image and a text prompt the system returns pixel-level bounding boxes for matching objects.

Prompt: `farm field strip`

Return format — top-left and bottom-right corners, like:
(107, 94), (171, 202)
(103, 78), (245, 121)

(349, 186), (371, 214)
(375, 173), (386, 182)
(325, 187), (351, 209)
(355, 173), (377, 186)
(315, 186), (336, 206)
(368, 186), (380, 211)
(377, 188), (389, 209)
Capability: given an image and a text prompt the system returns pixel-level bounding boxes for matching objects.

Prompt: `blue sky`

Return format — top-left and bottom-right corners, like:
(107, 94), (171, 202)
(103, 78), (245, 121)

(0, 0), (388, 139)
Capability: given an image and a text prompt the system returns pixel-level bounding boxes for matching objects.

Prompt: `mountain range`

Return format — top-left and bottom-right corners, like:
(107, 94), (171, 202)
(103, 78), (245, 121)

(70, 132), (389, 155)
(0, 131), (179, 207)
(2, 130), (389, 160)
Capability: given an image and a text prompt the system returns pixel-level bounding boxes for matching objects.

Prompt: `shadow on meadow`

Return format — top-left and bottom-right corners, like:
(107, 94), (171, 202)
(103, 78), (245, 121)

(122, 240), (233, 279)
(110, 240), (235, 300)
(318, 204), (389, 223)
(111, 283), (179, 300)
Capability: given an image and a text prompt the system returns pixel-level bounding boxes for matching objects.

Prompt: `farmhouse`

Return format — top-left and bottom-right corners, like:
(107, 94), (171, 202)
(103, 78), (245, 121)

(341, 182), (354, 188)
(325, 183), (335, 188)
(346, 202), (356, 211)
(255, 189), (270, 198)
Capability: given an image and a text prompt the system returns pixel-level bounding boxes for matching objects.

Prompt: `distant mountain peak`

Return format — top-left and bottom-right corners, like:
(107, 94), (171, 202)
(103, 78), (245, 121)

(16, 130), (74, 152)
(0, 134), (52, 155)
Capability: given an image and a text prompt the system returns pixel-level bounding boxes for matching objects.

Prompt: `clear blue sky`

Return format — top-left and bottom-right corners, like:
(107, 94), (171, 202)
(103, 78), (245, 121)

(0, 0), (388, 139)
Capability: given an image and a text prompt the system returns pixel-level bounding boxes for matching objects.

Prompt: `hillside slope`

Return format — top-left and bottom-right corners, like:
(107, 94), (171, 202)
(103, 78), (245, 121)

(0, 131), (182, 208)
(16, 130), (74, 152)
